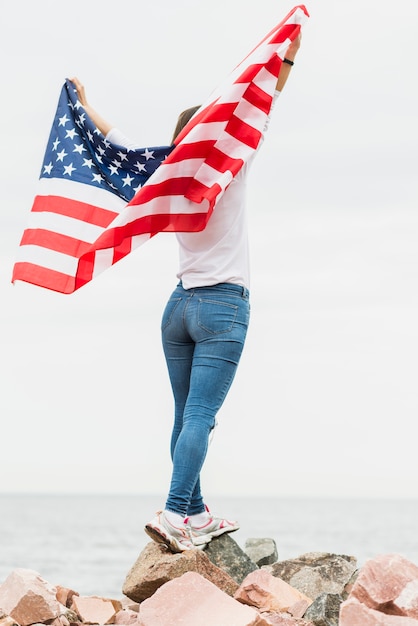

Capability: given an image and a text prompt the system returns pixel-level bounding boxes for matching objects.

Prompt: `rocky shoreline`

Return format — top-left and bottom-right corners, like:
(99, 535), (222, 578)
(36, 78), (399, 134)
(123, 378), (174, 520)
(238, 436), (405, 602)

(1, 534), (418, 625)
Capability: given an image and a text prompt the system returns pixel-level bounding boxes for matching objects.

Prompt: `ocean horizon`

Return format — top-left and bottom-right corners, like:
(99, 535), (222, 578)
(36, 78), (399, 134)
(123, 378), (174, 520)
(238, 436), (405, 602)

(1, 493), (417, 598)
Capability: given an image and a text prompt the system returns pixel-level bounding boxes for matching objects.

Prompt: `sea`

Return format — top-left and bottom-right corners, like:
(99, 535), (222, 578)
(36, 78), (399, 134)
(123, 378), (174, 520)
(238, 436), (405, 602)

(1, 494), (417, 599)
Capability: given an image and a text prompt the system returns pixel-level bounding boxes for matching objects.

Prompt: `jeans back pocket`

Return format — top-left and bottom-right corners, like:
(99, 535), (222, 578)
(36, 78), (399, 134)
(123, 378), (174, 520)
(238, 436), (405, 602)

(197, 298), (238, 334)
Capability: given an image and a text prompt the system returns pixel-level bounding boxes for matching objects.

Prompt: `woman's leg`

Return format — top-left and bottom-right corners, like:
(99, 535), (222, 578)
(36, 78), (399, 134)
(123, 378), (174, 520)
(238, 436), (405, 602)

(163, 284), (250, 517)
(144, 287), (197, 552)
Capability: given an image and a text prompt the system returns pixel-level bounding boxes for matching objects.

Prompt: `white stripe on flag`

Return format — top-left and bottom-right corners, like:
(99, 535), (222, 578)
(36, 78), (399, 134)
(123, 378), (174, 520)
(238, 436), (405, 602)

(234, 99), (268, 132)
(185, 122), (226, 141)
(157, 158), (207, 179)
(193, 163), (234, 189)
(212, 135), (255, 161)
(15, 245), (79, 275)
(37, 178), (127, 212)
(92, 248), (116, 278)
(216, 83), (248, 105)
(25, 211), (105, 243)
(253, 66), (280, 95)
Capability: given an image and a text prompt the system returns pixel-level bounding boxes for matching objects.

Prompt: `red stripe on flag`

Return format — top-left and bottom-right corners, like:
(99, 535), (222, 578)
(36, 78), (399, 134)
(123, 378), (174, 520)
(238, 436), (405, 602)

(92, 210), (211, 252)
(270, 23), (301, 44)
(167, 141), (217, 163)
(12, 262), (75, 294)
(113, 238), (132, 263)
(236, 64), (265, 84)
(204, 147), (243, 175)
(129, 177), (206, 206)
(173, 103), (238, 145)
(235, 54), (284, 87)
(200, 103), (238, 124)
(226, 116), (261, 149)
(244, 83), (273, 115)
(265, 55), (282, 78)
(184, 181), (222, 206)
(19, 228), (92, 257)
(31, 195), (118, 228)
(237, 6), (306, 63)
(75, 251), (95, 291)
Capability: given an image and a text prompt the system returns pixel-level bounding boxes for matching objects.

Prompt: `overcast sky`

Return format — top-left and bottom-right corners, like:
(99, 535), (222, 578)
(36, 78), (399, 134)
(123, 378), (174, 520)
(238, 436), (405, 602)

(1, 0), (417, 499)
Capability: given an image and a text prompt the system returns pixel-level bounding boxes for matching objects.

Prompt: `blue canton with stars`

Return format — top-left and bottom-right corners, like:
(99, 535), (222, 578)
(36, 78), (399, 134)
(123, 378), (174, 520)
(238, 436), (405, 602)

(40, 80), (174, 203)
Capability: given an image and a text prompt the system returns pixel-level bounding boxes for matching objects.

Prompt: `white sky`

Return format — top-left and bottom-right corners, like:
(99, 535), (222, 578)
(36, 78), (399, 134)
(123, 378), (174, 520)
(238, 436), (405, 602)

(1, 0), (417, 499)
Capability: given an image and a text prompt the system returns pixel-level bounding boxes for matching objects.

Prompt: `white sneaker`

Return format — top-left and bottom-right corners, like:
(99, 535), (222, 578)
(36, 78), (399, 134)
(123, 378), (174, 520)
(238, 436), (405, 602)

(145, 510), (194, 553)
(187, 505), (240, 546)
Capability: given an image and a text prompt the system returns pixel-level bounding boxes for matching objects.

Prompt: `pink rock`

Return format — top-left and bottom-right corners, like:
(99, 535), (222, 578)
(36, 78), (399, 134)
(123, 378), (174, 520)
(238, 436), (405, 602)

(234, 569), (312, 616)
(0, 617), (20, 626)
(262, 613), (314, 625)
(393, 579), (418, 618)
(351, 554), (418, 610)
(55, 585), (79, 608)
(0, 569), (60, 626)
(114, 609), (139, 625)
(119, 598), (139, 613)
(71, 596), (120, 624)
(340, 597), (418, 626)
(138, 571), (271, 626)
(123, 541), (238, 602)
(49, 617), (70, 626)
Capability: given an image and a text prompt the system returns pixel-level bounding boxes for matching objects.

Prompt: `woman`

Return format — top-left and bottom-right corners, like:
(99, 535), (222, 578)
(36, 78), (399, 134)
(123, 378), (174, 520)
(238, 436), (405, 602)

(71, 33), (301, 553)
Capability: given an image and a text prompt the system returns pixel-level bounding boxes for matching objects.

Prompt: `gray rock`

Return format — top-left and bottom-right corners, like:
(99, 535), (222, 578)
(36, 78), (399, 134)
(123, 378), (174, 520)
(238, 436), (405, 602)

(244, 538), (278, 567)
(303, 593), (343, 626)
(203, 533), (258, 584)
(265, 552), (358, 601)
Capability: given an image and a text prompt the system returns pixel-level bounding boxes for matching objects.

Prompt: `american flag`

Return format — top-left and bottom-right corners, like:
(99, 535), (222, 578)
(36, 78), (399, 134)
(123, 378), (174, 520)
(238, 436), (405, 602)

(12, 5), (309, 294)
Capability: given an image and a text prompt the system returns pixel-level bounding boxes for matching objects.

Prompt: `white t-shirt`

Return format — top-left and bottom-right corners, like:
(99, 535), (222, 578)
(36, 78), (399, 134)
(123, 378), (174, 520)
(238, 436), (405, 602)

(106, 91), (280, 290)
(175, 162), (251, 289)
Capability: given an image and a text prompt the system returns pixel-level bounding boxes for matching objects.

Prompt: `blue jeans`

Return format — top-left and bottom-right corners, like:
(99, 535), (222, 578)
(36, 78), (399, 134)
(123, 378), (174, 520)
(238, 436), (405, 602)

(162, 282), (250, 517)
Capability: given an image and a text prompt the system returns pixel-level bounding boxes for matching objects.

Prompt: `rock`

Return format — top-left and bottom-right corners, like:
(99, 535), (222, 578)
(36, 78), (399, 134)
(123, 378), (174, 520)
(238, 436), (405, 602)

(137, 571), (271, 626)
(342, 568), (360, 599)
(234, 569), (312, 617)
(393, 579), (418, 618)
(119, 598), (139, 613)
(0, 617), (20, 626)
(0, 569), (60, 626)
(262, 614), (314, 626)
(245, 539), (278, 567)
(48, 618), (70, 626)
(122, 541), (238, 602)
(204, 534), (259, 584)
(266, 552), (358, 600)
(339, 597), (418, 626)
(350, 553), (418, 616)
(303, 592), (342, 626)
(70, 596), (121, 625)
(55, 586), (79, 609)
(58, 607), (78, 624)
(114, 609), (138, 625)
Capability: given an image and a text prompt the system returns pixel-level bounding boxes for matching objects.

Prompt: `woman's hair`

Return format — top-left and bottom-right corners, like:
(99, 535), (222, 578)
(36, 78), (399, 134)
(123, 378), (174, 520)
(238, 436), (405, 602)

(171, 105), (201, 144)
